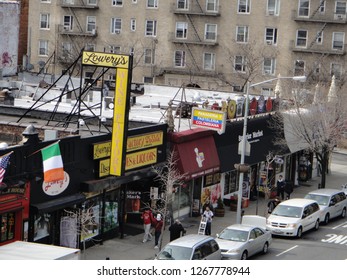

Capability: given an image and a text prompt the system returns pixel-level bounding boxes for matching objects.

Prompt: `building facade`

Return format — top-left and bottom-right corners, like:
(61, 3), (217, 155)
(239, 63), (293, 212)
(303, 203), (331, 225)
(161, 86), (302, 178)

(26, 0), (346, 93)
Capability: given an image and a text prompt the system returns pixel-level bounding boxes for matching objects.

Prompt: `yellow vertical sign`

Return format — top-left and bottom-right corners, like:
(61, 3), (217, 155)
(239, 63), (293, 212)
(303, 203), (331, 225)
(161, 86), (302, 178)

(110, 68), (129, 176)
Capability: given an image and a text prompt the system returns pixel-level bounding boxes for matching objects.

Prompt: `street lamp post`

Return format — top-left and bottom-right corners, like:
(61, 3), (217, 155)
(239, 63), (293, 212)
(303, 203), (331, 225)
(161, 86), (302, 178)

(235, 75), (306, 224)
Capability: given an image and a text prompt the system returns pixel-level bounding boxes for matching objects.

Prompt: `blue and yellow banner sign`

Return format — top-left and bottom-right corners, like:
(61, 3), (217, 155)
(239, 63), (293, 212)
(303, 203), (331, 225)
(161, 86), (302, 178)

(191, 108), (226, 134)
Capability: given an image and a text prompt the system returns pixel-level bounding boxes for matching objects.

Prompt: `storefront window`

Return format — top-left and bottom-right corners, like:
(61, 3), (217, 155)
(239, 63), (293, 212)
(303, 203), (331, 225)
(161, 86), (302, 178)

(81, 197), (101, 242)
(1, 212), (15, 243)
(34, 213), (50, 241)
(202, 174), (221, 208)
(104, 191), (119, 231)
(172, 183), (190, 212)
(224, 171), (237, 197)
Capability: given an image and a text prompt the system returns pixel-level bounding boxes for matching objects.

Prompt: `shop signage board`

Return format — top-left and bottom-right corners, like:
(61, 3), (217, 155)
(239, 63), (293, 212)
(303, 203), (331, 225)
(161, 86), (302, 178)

(191, 108), (226, 134)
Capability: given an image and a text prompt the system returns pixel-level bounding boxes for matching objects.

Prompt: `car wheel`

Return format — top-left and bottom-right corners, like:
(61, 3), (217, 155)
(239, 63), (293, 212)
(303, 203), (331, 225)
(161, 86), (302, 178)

(324, 213), (330, 224)
(314, 220), (319, 231)
(296, 226), (303, 238)
(341, 208), (346, 219)
(262, 242), (269, 254)
(241, 251), (248, 260)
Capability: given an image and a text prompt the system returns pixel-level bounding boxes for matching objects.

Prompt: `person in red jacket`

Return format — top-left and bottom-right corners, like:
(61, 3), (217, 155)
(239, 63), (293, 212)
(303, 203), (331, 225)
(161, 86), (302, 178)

(141, 208), (153, 243)
(153, 213), (163, 249)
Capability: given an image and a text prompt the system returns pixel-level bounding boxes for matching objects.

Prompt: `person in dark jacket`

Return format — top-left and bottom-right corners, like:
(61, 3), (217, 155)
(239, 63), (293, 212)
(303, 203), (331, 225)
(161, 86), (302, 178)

(168, 219), (186, 241)
(276, 175), (285, 200)
(284, 181), (294, 199)
(153, 214), (163, 249)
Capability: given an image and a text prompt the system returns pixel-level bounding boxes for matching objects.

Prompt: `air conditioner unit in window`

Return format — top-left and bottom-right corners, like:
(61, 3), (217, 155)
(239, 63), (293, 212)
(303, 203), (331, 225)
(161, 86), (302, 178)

(115, 30), (120, 34)
(266, 40), (273, 45)
(268, 10), (274, 15)
(91, 29), (96, 35)
(63, 26), (70, 31)
(335, 14), (346, 20)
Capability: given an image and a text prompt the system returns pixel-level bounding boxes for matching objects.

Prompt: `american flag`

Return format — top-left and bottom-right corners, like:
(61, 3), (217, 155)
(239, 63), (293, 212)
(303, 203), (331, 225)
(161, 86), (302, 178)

(0, 153), (11, 183)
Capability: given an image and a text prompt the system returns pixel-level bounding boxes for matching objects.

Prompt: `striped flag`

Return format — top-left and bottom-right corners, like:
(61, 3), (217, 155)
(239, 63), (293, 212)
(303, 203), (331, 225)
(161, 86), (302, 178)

(0, 152), (12, 183)
(41, 142), (64, 182)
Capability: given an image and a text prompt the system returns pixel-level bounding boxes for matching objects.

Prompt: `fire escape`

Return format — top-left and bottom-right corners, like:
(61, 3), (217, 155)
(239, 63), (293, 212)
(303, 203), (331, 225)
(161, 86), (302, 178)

(157, 0), (220, 77)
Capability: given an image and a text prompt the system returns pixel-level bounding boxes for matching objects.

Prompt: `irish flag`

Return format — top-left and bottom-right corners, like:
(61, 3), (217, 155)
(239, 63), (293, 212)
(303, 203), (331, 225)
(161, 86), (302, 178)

(41, 142), (64, 182)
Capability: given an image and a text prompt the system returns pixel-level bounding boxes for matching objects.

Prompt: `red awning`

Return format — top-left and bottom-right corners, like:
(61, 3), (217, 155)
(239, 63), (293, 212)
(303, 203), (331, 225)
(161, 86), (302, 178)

(173, 135), (220, 180)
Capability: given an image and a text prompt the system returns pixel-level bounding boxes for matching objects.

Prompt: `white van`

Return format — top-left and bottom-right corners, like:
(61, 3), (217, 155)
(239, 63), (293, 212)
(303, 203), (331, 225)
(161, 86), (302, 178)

(266, 198), (321, 238)
(155, 234), (221, 260)
(305, 188), (347, 224)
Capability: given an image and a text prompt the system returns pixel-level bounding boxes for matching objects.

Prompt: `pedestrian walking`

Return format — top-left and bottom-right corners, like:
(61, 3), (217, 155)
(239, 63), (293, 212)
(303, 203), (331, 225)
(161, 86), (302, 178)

(153, 214), (163, 249)
(169, 219), (186, 241)
(141, 208), (153, 243)
(276, 175), (285, 200)
(284, 181), (293, 199)
(202, 206), (214, 235)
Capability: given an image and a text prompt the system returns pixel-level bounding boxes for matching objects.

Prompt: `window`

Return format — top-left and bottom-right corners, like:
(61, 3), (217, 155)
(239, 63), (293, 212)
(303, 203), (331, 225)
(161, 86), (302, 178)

(298, 0), (309, 16)
(234, 55), (246, 72)
(112, 0), (123, 6)
(61, 42), (72, 59)
(294, 60), (305, 76)
(63, 15), (73, 31)
(174, 50), (186, 67)
(316, 31), (323, 44)
(205, 24), (217, 41)
(263, 58), (276, 75)
(176, 22), (188, 38)
(130, 19), (136, 31)
(144, 48), (155, 64)
(318, 0), (325, 13)
(110, 45), (121, 53)
(40, 14), (50, 29)
(85, 43), (95, 51)
(331, 63), (342, 79)
(206, 0), (218, 12)
(335, 1), (347, 15)
(144, 76), (154, 83)
(267, 0), (280, 15)
(238, 0), (250, 13)
(39, 40), (48, 56)
(111, 18), (122, 34)
(332, 32), (344, 50)
(204, 52), (215, 70)
(177, 0), (188, 9)
(41, 0), (51, 2)
(236, 26), (249, 43)
(1, 212), (15, 243)
(87, 16), (96, 33)
(147, 0), (158, 8)
(132, 0), (138, 3)
(265, 28), (278, 44)
(88, 0), (97, 5)
(296, 30), (307, 47)
(145, 20), (157, 36)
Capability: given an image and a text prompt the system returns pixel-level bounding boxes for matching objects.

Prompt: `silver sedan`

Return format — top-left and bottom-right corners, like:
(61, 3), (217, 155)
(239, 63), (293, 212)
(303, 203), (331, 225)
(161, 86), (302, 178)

(215, 215), (272, 260)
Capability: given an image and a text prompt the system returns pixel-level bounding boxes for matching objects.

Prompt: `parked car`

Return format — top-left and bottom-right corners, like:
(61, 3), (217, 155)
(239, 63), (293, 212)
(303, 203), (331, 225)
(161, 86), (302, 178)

(215, 215), (272, 260)
(266, 198), (321, 238)
(304, 188), (347, 224)
(155, 234), (221, 260)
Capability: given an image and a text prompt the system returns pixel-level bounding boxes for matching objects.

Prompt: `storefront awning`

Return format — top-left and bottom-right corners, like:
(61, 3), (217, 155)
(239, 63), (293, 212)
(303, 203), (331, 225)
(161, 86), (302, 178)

(31, 193), (86, 213)
(171, 129), (220, 180)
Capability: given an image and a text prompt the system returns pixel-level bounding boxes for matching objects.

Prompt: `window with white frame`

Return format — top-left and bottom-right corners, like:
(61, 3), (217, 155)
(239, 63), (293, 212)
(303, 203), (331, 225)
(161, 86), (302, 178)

(63, 15), (73, 30)
(63, 0), (73, 4)
(144, 76), (154, 84)
(238, 0), (250, 13)
(111, 18), (122, 33)
(87, 16), (96, 33)
(174, 50), (186, 67)
(331, 62), (342, 79)
(132, 0), (137, 4)
(176, 22), (188, 38)
(318, 0), (325, 13)
(85, 43), (95, 51)
(130, 19), (136, 31)
(61, 42), (72, 59)
(261, 88), (274, 96)
(39, 40), (48, 56)
(205, 24), (217, 40)
(110, 45), (121, 53)
(41, 0), (51, 3)
(206, 0), (218, 12)
(144, 48), (155, 64)
(204, 52), (216, 70)
(267, 0), (280, 15)
(87, 0), (97, 5)
(40, 14), (50, 29)
(263, 57), (276, 75)
(316, 31), (323, 44)
(112, 0), (123, 6)
(236, 26), (249, 43)
(298, 0), (309, 16)
(265, 27), (278, 44)
(296, 30), (307, 47)
(234, 55), (246, 72)
(177, 0), (188, 9)
(294, 60), (305, 76)
(145, 20), (157, 36)
(335, 1), (347, 15)
(332, 32), (344, 50)
(147, 0), (158, 8)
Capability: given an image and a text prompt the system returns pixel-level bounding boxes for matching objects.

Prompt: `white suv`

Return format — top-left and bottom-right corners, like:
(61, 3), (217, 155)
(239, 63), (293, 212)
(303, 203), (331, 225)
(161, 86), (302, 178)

(305, 188), (347, 224)
(266, 198), (321, 238)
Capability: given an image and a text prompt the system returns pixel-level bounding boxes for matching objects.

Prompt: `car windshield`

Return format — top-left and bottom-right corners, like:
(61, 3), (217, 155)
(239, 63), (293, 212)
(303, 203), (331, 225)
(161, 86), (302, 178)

(156, 245), (192, 260)
(271, 205), (302, 218)
(218, 229), (248, 242)
(305, 194), (330, 206)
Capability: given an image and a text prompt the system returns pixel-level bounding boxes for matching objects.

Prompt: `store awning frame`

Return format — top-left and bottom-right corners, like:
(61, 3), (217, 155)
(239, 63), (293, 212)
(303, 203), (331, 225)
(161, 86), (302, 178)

(31, 193), (86, 213)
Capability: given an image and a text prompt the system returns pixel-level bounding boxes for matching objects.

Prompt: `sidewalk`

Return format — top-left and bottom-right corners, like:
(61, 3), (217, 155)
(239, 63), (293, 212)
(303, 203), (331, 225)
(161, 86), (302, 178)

(82, 153), (347, 260)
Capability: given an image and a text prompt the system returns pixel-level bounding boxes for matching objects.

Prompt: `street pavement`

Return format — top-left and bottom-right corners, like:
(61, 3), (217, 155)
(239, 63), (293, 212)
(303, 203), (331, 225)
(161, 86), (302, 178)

(82, 150), (347, 260)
